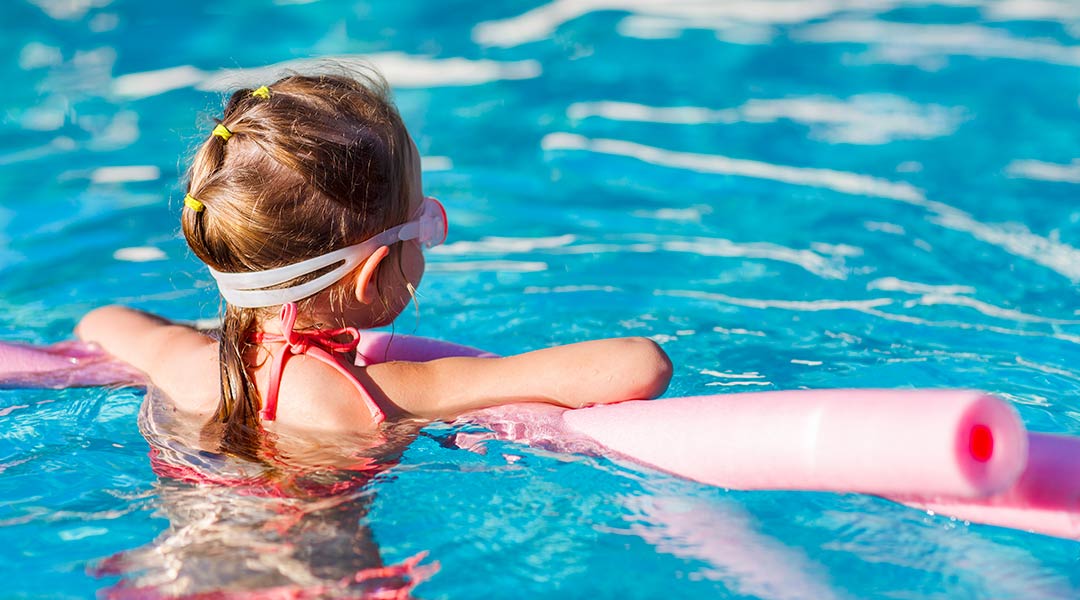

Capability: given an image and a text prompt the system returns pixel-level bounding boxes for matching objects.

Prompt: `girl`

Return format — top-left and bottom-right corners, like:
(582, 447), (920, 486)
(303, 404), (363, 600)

(76, 71), (672, 461)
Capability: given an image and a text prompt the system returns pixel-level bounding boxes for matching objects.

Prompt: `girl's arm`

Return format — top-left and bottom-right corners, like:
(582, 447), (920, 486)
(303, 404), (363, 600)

(75, 305), (219, 408)
(365, 337), (673, 419)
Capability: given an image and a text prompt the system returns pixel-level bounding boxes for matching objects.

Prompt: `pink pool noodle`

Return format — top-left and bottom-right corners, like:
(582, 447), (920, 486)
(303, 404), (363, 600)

(0, 332), (488, 389)
(7, 333), (1079, 538)
(0, 340), (144, 388)
(895, 432), (1080, 539)
(560, 389), (1027, 498)
(355, 332), (497, 363)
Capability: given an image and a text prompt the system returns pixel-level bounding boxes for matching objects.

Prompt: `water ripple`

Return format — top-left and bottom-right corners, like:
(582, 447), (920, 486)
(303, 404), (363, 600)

(568, 95), (966, 145)
(795, 21), (1080, 68)
(543, 132), (1080, 282)
(112, 53), (542, 100)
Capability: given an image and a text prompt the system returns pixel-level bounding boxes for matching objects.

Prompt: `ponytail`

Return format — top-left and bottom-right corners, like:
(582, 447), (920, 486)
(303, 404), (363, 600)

(212, 305), (264, 460)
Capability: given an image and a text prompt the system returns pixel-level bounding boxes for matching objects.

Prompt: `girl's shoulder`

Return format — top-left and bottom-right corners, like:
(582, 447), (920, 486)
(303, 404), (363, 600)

(254, 350), (387, 434)
(77, 305), (220, 416)
(150, 329), (221, 417)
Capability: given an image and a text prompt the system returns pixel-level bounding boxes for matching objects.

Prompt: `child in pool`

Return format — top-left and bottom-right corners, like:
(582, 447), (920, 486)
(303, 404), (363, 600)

(76, 71), (672, 459)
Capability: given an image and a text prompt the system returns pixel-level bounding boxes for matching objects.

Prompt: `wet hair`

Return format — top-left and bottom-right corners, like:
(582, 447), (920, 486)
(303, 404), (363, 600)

(180, 71), (414, 459)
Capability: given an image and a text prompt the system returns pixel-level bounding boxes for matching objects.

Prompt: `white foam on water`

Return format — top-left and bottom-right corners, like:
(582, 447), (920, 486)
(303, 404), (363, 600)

(473, 0), (873, 48)
(617, 15), (779, 44)
(436, 235), (577, 255)
(541, 132), (927, 202)
(112, 54), (541, 100)
(810, 242), (863, 258)
(568, 100), (738, 124)
(90, 165), (160, 184)
(427, 260), (548, 273)
(421, 156), (454, 172)
(19, 42), (63, 70)
(59, 526), (109, 541)
(112, 65), (207, 99)
(198, 53), (541, 92)
(544, 132), (1080, 282)
(863, 221), (906, 235)
(663, 289), (894, 312)
(1006, 159), (1080, 184)
(661, 239), (848, 280)
(21, 108), (65, 131)
(868, 277), (976, 296)
(524, 285), (621, 293)
(984, 0), (1080, 21)
(915, 293), (1080, 325)
(632, 206), (711, 222)
(569, 95), (965, 145)
(1014, 356), (1080, 381)
(27, 0), (110, 21)
(113, 247), (166, 262)
(712, 326), (767, 337)
(616, 16), (689, 41)
(81, 110), (140, 152)
(872, 277), (1080, 324)
(665, 289), (1080, 346)
(89, 12), (118, 32)
(928, 208), (1080, 282)
(795, 21), (1080, 67)
(740, 95), (965, 144)
(613, 0), (1080, 43)
(473, 0), (1080, 49)
(440, 230), (849, 280)
(700, 369), (765, 379)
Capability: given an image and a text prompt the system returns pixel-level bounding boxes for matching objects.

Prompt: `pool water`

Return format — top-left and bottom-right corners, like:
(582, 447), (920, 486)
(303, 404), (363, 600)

(3, 0), (1080, 597)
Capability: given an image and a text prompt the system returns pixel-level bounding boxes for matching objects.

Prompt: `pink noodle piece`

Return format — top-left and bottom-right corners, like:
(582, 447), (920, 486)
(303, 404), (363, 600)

(354, 332), (497, 364)
(17, 334), (1079, 539)
(561, 389), (1028, 498)
(895, 432), (1080, 539)
(0, 331), (492, 390)
(0, 340), (144, 388)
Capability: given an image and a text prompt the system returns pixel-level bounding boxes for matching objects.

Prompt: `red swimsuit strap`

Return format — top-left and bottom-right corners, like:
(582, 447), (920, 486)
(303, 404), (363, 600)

(251, 302), (385, 425)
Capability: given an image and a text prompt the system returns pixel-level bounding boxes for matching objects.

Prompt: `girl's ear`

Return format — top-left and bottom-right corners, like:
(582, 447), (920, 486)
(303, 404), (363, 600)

(353, 246), (391, 304)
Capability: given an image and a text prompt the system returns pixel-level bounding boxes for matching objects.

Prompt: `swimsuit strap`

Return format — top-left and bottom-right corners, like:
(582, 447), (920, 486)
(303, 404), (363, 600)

(252, 302), (385, 425)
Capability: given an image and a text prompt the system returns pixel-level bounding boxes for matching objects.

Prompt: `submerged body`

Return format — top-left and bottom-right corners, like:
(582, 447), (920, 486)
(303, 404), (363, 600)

(67, 71), (672, 596)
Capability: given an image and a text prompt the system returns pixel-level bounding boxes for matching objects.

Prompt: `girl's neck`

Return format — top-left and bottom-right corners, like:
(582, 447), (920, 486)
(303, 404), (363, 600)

(256, 304), (350, 336)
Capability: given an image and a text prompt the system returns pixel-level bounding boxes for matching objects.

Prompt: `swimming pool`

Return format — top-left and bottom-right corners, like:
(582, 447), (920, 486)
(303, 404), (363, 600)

(2, 0), (1080, 597)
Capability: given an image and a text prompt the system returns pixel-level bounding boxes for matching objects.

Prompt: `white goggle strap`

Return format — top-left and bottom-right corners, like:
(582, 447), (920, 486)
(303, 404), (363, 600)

(209, 197), (446, 308)
(210, 228), (404, 308)
(212, 251), (363, 308)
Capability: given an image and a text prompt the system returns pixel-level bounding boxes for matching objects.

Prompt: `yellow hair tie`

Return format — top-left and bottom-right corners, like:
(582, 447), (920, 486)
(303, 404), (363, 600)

(212, 123), (233, 141)
(251, 86), (271, 100)
(184, 194), (204, 212)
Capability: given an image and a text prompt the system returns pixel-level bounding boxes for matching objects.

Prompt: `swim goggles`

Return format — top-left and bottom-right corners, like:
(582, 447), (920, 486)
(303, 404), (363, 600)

(210, 197), (447, 308)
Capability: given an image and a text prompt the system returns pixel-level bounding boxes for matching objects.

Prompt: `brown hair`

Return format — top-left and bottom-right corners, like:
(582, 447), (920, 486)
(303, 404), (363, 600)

(181, 72), (414, 459)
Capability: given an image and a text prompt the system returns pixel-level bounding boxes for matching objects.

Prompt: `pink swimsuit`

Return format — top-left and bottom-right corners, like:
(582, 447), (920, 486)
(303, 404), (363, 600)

(252, 302), (386, 425)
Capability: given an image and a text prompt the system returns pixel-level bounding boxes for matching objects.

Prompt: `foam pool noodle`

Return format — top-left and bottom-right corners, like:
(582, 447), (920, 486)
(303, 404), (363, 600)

(4, 333), (1079, 539)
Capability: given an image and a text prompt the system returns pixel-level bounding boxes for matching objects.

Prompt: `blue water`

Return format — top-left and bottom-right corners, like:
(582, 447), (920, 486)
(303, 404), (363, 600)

(2, 0), (1080, 597)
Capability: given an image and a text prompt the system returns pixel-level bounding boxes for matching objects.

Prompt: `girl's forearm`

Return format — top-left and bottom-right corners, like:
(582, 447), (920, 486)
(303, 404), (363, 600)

(391, 337), (672, 417)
